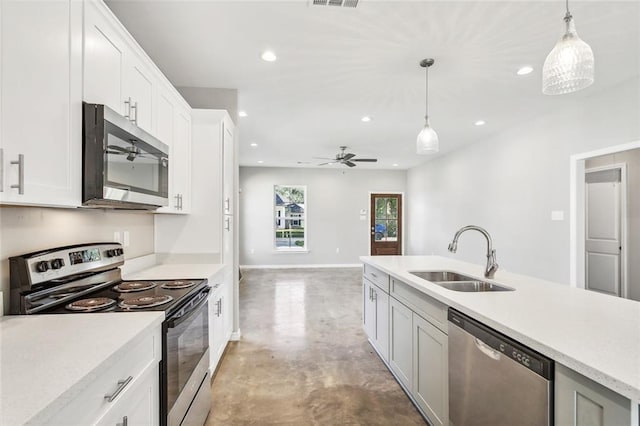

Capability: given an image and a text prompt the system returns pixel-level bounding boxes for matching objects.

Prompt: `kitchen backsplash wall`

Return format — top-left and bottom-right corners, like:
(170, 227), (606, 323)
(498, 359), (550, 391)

(406, 76), (640, 285)
(0, 206), (154, 314)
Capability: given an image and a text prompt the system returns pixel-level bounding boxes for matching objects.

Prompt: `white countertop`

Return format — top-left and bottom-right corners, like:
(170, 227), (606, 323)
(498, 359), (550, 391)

(0, 312), (164, 425)
(360, 255), (640, 403)
(122, 263), (225, 282)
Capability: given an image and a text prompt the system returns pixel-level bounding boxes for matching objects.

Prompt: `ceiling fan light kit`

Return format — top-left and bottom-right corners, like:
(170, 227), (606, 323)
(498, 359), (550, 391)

(417, 58), (439, 155)
(542, 0), (594, 95)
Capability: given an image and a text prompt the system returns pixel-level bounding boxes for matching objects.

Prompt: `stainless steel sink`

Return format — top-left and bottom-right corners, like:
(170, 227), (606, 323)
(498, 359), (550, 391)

(409, 270), (514, 292)
(410, 271), (477, 282)
(436, 281), (513, 292)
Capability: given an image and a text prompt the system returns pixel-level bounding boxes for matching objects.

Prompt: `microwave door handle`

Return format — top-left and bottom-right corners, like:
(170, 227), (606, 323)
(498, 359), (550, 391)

(168, 287), (211, 328)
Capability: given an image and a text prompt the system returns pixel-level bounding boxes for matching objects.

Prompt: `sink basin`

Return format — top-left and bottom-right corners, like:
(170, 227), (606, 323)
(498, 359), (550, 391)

(410, 271), (477, 282)
(436, 280), (514, 292)
(409, 270), (514, 292)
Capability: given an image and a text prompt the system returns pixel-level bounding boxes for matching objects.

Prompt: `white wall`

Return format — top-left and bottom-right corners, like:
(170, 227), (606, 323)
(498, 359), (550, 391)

(0, 207), (154, 313)
(406, 77), (640, 284)
(586, 148), (640, 301)
(239, 167), (407, 266)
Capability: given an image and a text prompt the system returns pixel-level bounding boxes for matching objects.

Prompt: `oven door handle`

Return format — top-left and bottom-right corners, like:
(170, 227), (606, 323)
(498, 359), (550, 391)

(167, 287), (211, 328)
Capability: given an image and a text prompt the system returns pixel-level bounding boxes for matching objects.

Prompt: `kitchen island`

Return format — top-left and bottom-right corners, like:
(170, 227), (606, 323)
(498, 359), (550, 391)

(361, 255), (640, 425)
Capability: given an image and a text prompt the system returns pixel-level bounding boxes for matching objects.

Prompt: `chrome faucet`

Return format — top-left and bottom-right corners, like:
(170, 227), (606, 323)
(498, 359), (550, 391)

(448, 225), (499, 279)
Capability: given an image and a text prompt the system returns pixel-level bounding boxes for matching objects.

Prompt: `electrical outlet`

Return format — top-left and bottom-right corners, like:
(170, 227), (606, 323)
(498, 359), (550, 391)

(123, 231), (130, 247)
(551, 210), (564, 221)
(113, 231), (121, 243)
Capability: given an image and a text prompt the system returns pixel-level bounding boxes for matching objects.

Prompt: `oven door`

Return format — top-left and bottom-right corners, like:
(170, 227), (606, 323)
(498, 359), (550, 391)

(164, 286), (211, 426)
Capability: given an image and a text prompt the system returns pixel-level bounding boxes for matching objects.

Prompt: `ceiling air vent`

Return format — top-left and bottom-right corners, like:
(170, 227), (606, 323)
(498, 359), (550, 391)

(312, 0), (359, 8)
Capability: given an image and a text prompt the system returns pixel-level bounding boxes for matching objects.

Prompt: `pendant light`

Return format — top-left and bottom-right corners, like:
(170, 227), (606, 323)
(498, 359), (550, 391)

(542, 0), (594, 95)
(417, 58), (438, 154)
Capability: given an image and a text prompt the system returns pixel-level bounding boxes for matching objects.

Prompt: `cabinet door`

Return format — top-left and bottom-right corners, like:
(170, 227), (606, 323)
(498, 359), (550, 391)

(1, 0), (81, 207)
(95, 365), (159, 426)
(222, 118), (235, 215)
(389, 297), (413, 390)
(155, 91), (174, 146)
(413, 313), (448, 426)
(372, 285), (389, 362)
(555, 364), (631, 426)
(223, 214), (233, 267)
(363, 279), (376, 342)
(224, 269), (234, 337)
(124, 55), (154, 134)
(83, 0), (125, 114)
(172, 108), (191, 213)
(209, 289), (226, 372)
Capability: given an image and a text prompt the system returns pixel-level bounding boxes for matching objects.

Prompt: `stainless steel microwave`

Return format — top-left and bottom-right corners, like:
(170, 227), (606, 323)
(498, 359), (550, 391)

(82, 103), (169, 209)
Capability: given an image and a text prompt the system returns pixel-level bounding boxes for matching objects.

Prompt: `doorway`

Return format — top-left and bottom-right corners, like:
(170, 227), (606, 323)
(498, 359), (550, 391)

(370, 193), (402, 256)
(570, 140), (640, 301)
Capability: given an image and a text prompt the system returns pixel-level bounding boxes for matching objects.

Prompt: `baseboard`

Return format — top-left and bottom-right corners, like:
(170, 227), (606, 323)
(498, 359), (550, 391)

(240, 263), (362, 269)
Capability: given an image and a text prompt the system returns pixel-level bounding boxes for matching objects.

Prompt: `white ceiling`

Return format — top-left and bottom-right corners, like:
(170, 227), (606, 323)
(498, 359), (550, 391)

(106, 0), (640, 170)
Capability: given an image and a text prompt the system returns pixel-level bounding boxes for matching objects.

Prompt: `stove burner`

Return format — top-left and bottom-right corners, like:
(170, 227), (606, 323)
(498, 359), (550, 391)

(113, 281), (157, 293)
(66, 297), (116, 312)
(161, 280), (197, 290)
(119, 295), (173, 310)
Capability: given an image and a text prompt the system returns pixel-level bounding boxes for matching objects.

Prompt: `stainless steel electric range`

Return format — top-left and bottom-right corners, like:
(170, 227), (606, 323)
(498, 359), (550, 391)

(9, 242), (211, 426)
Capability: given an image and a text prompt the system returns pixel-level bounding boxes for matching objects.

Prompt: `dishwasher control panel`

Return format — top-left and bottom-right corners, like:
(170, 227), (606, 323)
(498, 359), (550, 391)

(448, 308), (553, 379)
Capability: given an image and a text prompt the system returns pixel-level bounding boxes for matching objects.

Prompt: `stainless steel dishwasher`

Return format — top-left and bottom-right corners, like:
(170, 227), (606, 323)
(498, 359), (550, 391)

(448, 308), (554, 426)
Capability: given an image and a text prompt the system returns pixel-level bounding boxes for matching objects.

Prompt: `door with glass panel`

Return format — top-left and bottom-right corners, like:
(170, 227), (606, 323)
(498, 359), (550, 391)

(370, 193), (402, 255)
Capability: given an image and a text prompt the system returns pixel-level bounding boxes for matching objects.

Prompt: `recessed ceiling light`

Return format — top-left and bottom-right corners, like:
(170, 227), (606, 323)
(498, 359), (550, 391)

(250, 143), (258, 147)
(474, 120), (486, 126)
(261, 51), (277, 62)
(392, 163), (399, 167)
(239, 111), (248, 117)
(257, 160), (264, 164)
(361, 116), (371, 122)
(517, 66), (533, 76)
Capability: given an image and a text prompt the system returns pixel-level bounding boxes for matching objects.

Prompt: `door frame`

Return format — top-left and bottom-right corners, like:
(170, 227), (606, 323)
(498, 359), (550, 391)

(368, 191), (405, 255)
(583, 163), (628, 297)
(569, 140), (638, 291)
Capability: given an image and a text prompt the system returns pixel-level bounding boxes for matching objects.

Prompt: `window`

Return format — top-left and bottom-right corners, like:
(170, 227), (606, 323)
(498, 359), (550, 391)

(274, 185), (307, 251)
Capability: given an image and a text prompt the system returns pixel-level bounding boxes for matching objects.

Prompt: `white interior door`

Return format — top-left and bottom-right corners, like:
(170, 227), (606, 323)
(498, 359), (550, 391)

(585, 168), (623, 297)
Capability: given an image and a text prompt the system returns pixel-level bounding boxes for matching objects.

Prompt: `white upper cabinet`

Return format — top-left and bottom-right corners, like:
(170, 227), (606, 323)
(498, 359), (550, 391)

(222, 117), (235, 215)
(0, 0), (82, 207)
(172, 107), (192, 213)
(123, 55), (154, 134)
(155, 91), (174, 146)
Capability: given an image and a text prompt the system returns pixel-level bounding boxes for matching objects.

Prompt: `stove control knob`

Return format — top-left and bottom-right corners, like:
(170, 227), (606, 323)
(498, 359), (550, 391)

(106, 249), (116, 258)
(116, 248), (124, 256)
(36, 261), (50, 273)
(51, 258), (64, 270)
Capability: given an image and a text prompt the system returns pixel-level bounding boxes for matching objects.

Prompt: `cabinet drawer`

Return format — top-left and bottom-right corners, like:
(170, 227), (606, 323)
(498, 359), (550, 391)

(49, 328), (160, 425)
(363, 264), (389, 293)
(390, 278), (447, 334)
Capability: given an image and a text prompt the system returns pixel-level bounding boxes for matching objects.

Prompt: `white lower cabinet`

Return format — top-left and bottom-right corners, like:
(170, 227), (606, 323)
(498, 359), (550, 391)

(389, 297), (413, 390)
(48, 325), (161, 425)
(413, 313), (448, 426)
(209, 274), (232, 373)
(363, 278), (389, 362)
(555, 363), (631, 426)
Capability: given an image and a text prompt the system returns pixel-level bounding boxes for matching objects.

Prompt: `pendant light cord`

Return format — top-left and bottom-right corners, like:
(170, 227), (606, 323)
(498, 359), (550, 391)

(564, 0), (572, 21)
(425, 64), (429, 120)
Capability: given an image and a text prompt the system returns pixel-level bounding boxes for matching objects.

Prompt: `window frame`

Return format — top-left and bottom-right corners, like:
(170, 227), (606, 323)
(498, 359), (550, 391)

(273, 184), (308, 252)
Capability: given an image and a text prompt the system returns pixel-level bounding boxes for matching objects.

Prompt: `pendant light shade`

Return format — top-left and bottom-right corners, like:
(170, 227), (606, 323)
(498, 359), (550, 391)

(417, 58), (438, 154)
(542, 1), (594, 95)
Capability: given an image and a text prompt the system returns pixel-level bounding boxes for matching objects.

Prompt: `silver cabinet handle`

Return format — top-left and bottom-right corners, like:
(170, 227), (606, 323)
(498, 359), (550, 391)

(104, 376), (133, 402)
(124, 97), (132, 119)
(117, 416), (128, 426)
(178, 194), (183, 210)
(370, 272), (378, 278)
(132, 101), (138, 125)
(368, 287), (372, 301)
(224, 197), (230, 213)
(225, 217), (230, 231)
(372, 289), (377, 301)
(0, 148), (4, 192)
(216, 298), (222, 317)
(10, 154), (24, 194)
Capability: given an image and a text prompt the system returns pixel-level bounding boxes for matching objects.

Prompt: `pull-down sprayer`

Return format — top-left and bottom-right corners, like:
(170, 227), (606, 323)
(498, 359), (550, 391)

(448, 225), (498, 279)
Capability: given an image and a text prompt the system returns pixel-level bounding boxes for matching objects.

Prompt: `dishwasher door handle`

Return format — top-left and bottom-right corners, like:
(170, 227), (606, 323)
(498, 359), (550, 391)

(474, 338), (501, 360)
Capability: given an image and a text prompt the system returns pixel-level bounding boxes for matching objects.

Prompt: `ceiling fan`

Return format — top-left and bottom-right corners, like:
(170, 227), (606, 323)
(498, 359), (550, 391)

(314, 146), (378, 167)
(106, 141), (153, 162)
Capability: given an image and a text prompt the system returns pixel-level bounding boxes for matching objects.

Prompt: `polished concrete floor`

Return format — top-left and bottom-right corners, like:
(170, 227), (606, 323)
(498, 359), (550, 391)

(207, 268), (426, 425)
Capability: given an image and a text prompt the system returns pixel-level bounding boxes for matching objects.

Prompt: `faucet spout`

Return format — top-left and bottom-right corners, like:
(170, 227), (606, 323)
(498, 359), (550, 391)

(447, 225), (499, 279)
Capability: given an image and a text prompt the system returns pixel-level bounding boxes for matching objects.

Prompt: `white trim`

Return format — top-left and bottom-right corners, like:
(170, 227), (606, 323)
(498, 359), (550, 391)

(230, 330), (242, 341)
(240, 263), (362, 269)
(583, 163), (628, 298)
(368, 191), (405, 256)
(569, 139), (640, 289)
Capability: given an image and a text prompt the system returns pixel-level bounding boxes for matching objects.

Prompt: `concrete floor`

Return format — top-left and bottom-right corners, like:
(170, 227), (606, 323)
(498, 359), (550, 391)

(206, 268), (426, 425)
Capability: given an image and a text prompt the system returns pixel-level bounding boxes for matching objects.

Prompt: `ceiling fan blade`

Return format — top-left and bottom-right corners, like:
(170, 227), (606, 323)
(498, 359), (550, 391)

(352, 158), (378, 162)
(106, 150), (124, 155)
(345, 161), (356, 167)
(312, 157), (336, 160)
(318, 162), (335, 166)
(342, 153), (356, 161)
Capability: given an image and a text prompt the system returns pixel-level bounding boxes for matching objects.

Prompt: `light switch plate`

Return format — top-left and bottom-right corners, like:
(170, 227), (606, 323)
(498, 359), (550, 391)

(123, 231), (130, 247)
(551, 210), (565, 221)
